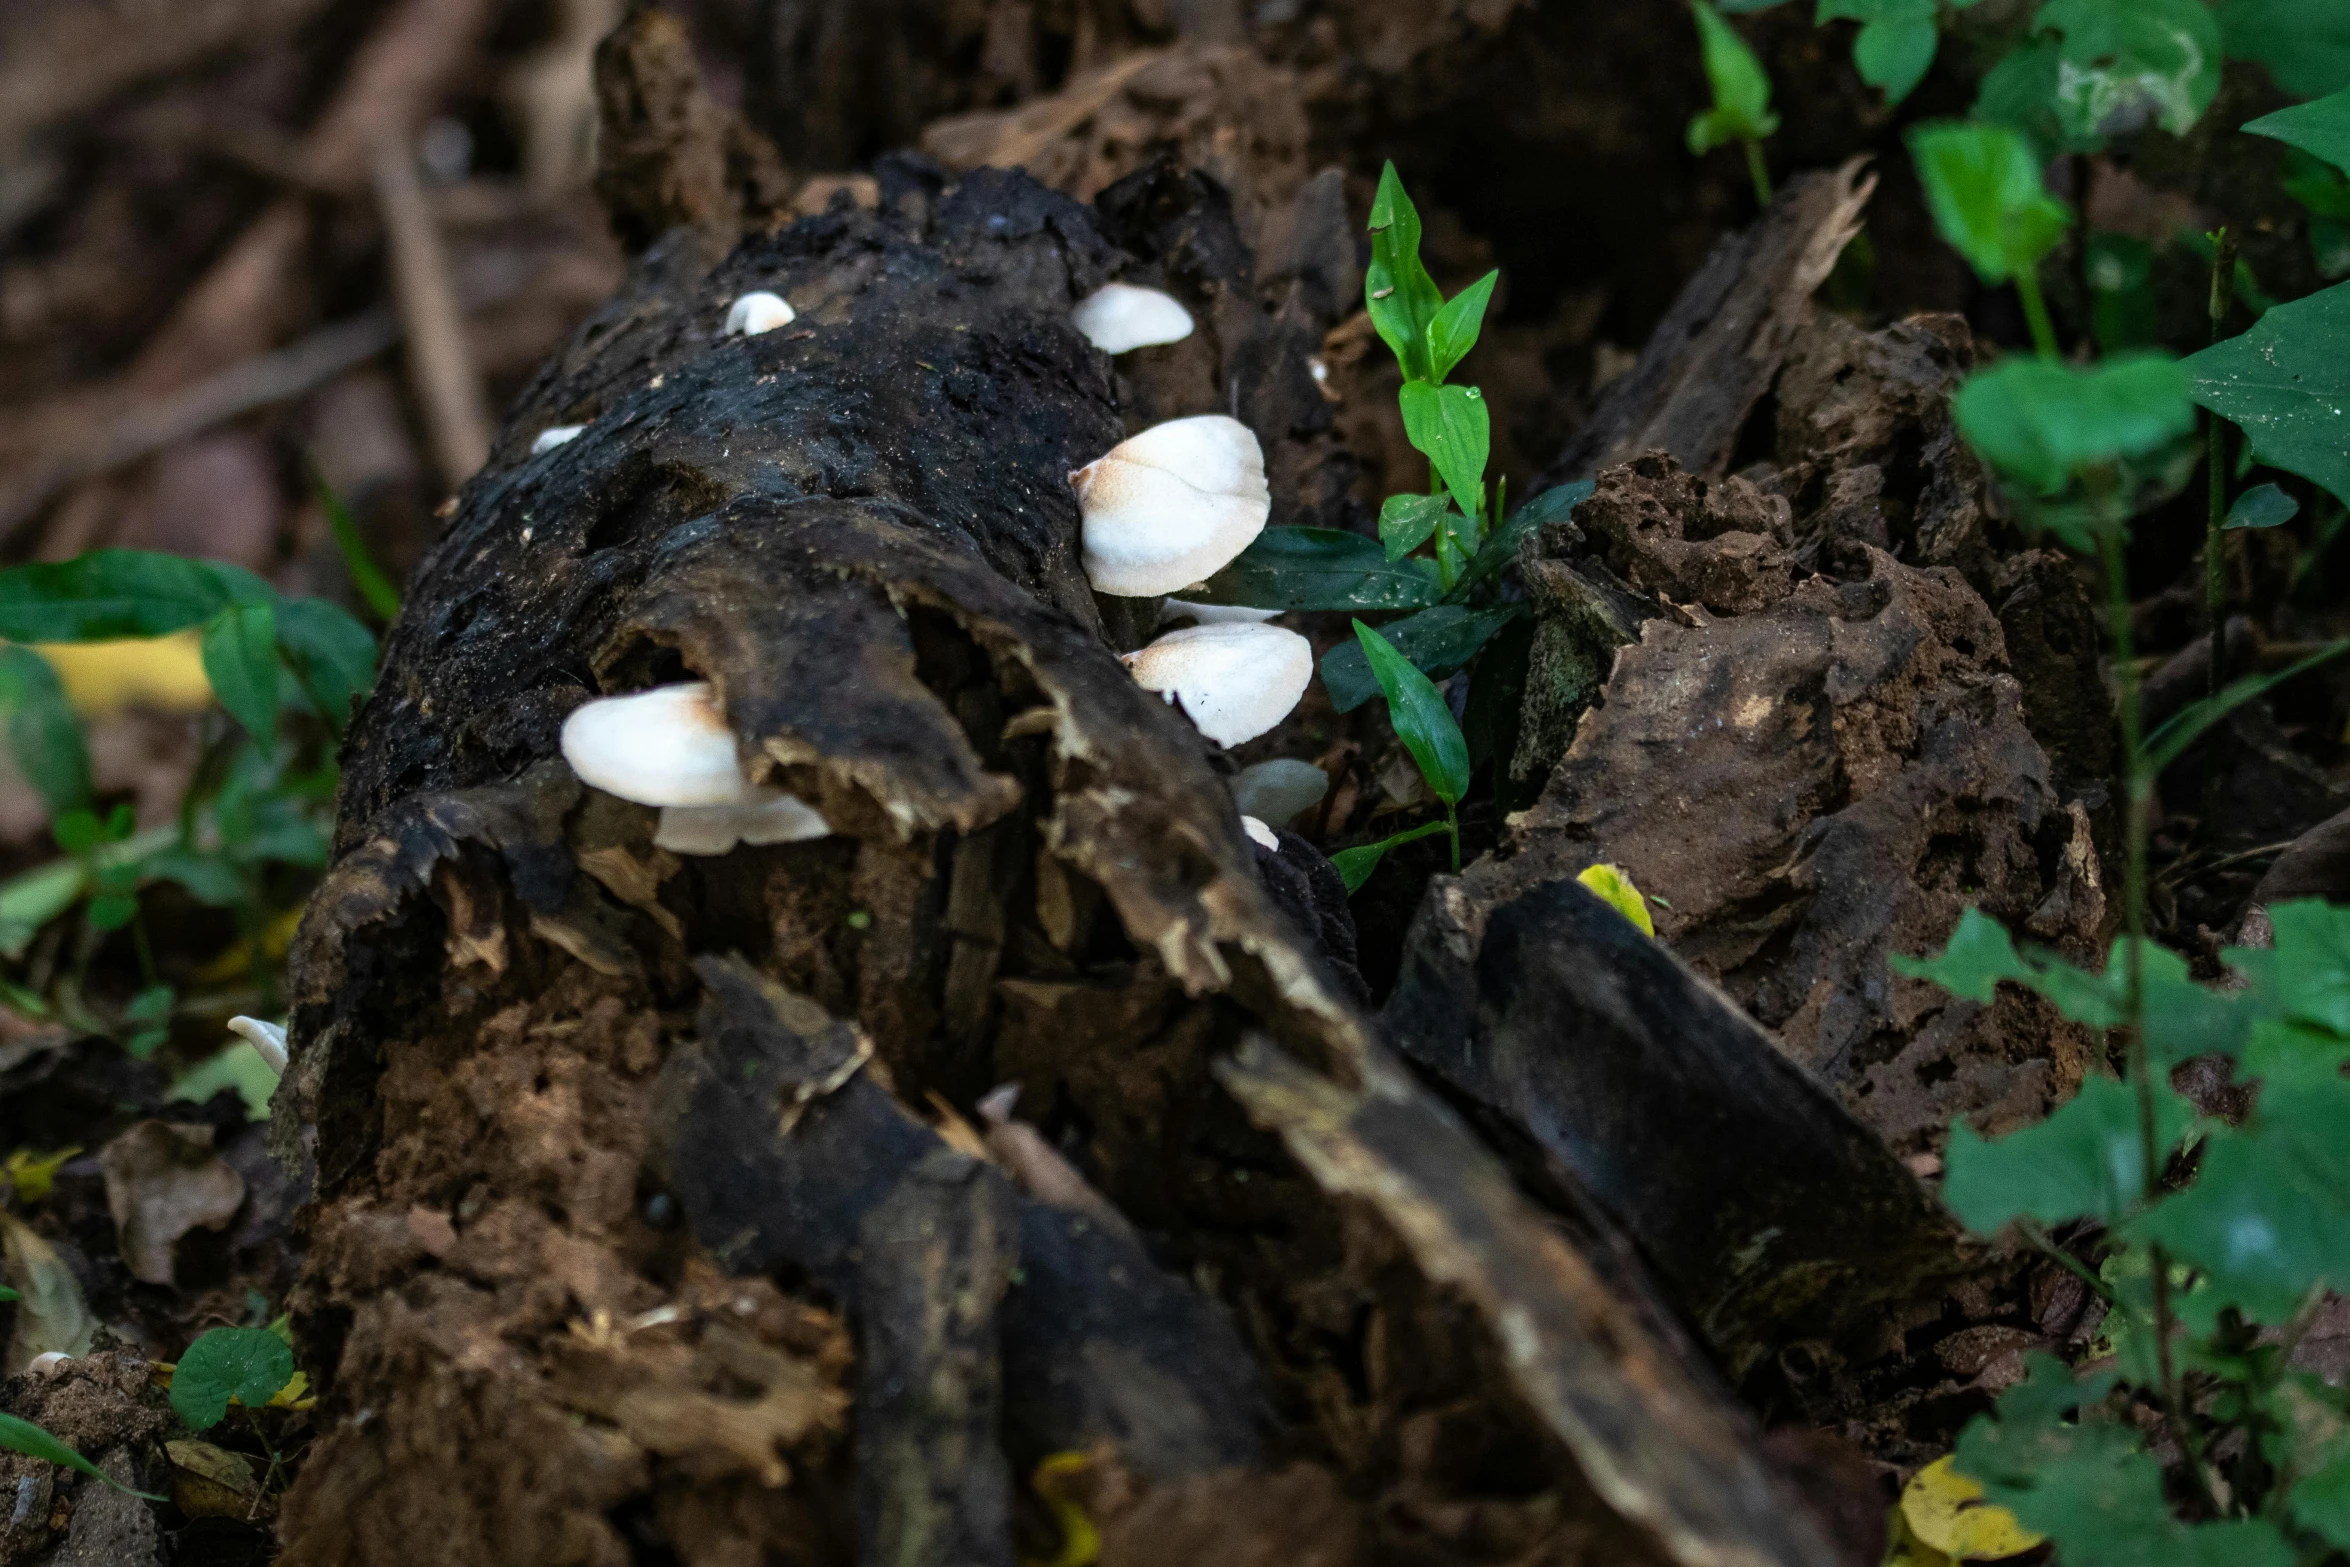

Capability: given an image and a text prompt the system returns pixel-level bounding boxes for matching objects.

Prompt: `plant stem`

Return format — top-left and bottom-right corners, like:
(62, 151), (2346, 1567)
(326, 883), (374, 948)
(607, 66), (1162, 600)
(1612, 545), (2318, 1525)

(1743, 138), (1773, 207)
(1445, 800), (1460, 874)
(2018, 268), (2061, 362)
(2206, 229), (2240, 702)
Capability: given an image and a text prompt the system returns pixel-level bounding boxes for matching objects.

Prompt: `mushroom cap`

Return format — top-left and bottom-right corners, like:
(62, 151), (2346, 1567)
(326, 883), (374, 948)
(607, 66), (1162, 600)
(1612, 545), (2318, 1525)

(227, 1016), (289, 1076)
(1071, 282), (1195, 354)
(1121, 621), (1312, 747)
(1159, 597), (1282, 628)
(1233, 757), (1329, 828)
(655, 791), (831, 856)
(531, 424), (586, 454)
(724, 290), (796, 336)
(560, 681), (750, 806)
(1241, 815), (1281, 851)
(1074, 415), (1270, 597)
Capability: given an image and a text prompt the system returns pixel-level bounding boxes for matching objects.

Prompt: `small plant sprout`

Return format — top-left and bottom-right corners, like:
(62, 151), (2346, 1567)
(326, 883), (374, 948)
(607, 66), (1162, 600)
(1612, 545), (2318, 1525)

(1070, 283), (1194, 354)
(560, 682), (748, 806)
(1072, 415), (1271, 597)
(1909, 120), (2074, 360)
(1330, 620), (1471, 890)
(1241, 816), (1280, 851)
(226, 1016), (288, 1075)
(1120, 622), (1312, 747)
(530, 425), (586, 455)
(722, 291), (795, 336)
(1687, 0), (1781, 206)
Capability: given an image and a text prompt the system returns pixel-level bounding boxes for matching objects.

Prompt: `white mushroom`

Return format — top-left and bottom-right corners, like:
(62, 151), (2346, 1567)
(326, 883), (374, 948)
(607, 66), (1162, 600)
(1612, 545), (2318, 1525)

(226, 1017), (288, 1076)
(655, 791), (831, 856)
(1073, 415), (1270, 597)
(561, 682), (747, 806)
(1241, 815), (1281, 851)
(1233, 758), (1329, 827)
(26, 1352), (71, 1376)
(723, 291), (796, 336)
(1121, 622), (1312, 747)
(1071, 283), (1194, 354)
(1159, 598), (1282, 627)
(531, 424), (586, 454)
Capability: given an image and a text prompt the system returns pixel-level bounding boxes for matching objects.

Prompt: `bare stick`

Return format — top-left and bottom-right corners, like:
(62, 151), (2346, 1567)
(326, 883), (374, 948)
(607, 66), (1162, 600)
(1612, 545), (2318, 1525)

(372, 141), (492, 491)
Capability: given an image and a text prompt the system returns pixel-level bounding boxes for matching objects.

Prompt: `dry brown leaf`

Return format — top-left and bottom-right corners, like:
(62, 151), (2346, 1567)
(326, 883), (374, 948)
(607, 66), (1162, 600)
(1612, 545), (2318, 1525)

(97, 1119), (246, 1285)
(1, 1209), (95, 1372)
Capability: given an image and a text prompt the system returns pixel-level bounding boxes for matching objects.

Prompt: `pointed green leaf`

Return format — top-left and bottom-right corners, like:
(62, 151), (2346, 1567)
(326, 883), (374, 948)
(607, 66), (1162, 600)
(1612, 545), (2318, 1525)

(1193, 527), (1443, 612)
(309, 467), (403, 622)
(1687, 1), (1780, 153)
(1320, 605), (1520, 713)
(2226, 481), (2302, 530)
(170, 1326), (296, 1431)
(1954, 353), (2195, 496)
(1330, 820), (1453, 894)
(2185, 279), (2350, 511)
(199, 602), (279, 751)
(1455, 480), (1593, 598)
(274, 596), (377, 731)
(2245, 84), (2350, 181)
(1944, 1074), (2194, 1233)
(1397, 381), (1491, 524)
(2139, 637), (2350, 779)
(0, 1410), (165, 1499)
(1366, 163), (1445, 383)
(1378, 493), (1449, 562)
(1427, 270), (1498, 384)
(0, 647), (89, 820)
(0, 551), (270, 642)
(1909, 120), (2074, 286)
(1354, 620), (1470, 804)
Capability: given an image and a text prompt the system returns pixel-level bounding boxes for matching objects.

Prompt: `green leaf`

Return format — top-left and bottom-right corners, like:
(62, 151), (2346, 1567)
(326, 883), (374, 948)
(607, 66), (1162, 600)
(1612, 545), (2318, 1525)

(1909, 120), (2075, 286)
(1973, 38), (2087, 161)
(1397, 381), (1492, 523)
(1943, 1074), (2193, 1232)
(170, 1325), (296, 1431)
(1818, 0), (1942, 104)
(2185, 279), (2350, 511)
(1321, 605), (1521, 713)
(0, 1410), (165, 1499)
(1379, 493), (1450, 562)
(308, 465), (403, 621)
(1455, 480), (1593, 598)
(2226, 481), (2302, 530)
(1331, 820), (1452, 894)
(169, 1042), (279, 1121)
(0, 1285), (16, 1302)
(2215, 0), (2350, 101)
(1427, 270), (1498, 384)
(1354, 620), (1470, 804)
(2291, 1445), (2350, 1549)
(1893, 906), (2034, 1003)
(274, 596), (377, 730)
(86, 893), (140, 933)
(2087, 232), (2159, 353)
(2246, 85), (2350, 182)
(1366, 163), (1446, 383)
(1954, 353), (2196, 497)
(2036, 0), (2222, 141)
(0, 646), (90, 820)
(199, 601), (279, 751)
(1193, 527), (1444, 612)
(0, 550), (270, 643)
(139, 848), (244, 907)
(2139, 637), (2350, 778)
(1687, 0), (1781, 154)
(2234, 899), (2350, 1036)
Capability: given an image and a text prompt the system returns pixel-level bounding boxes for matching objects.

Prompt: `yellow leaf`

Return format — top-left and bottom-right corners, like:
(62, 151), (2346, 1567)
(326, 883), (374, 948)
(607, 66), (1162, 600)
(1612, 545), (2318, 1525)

(1022, 1452), (1101, 1567)
(268, 1368), (311, 1408)
(1883, 1503), (1955, 1567)
(31, 633), (212, 715)
(1577, 862), (1655, 936)
(2, 1145), (80, 1205)
(1901, 1455), (2044, 1561)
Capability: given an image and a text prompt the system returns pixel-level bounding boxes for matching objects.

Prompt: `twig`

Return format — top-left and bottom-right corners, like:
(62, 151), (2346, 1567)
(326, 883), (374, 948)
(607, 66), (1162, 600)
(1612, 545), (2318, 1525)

(372, 140), (492, 491)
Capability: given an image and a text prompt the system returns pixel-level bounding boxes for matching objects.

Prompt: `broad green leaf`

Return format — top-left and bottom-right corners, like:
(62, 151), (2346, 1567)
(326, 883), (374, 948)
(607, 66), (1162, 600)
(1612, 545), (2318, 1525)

(309, 466), (402, 621)
(1320, 605), (1520, 712)
(2215, 0), (2350, 100)
(1331, 820), (1452, 894)
(1366, 163), (1445, 383)
(1943, 1074), (2192, 1232)
(2226, 481), (2301, 530)
(1454, 480), (1593, 598)
(2245, 85), (2350, 180)
(1819, 0), (1941, 104)
(1954, 353), (2196, 496)
(0, 1411), (164, 1499)
(1909, 121), (2074, 286)
(2185, 279), (2350, 510)
(2284, 149), (2350, 221)
(1194, 527), (1443, 612)
(1397, 381), (1491, 524)
(274, 596), (377, 729)
(199, 602), (278, 750)
(2291, 1446), (2350, 1550)
(170, 1325), (296, 1431)
(1427, 270), (1498, 383)
(0, 646), (90, 819)
(2231, 899), (2350, 1038)
(1974, 38), (2088, 161)
(1688, 1), (1781, 153)
(1379, 493), (1449, 562)
(140, 848), (245, 908)
(2037, 0), (2222, 141)
(1354, 620), (1470, 804)
(0, 551), (270, 643)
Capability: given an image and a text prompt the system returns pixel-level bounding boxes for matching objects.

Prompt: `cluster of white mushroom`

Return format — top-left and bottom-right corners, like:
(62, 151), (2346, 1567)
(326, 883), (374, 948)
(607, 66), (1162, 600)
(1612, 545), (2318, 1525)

(558, 681), (831, 857)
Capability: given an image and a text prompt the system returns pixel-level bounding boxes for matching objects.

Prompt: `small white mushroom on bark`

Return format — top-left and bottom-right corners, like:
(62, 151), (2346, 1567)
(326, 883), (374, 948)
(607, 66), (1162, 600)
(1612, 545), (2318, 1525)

(226, 1017), (288, 1076)
(560, 682), (748, 806)
(723, 291), (796, 336)
(1073, 415), (1270, 597)
(1159, 598), (1281, 628)
(1121, 622), (1312, 747)
(654, 792), (832, 856)
(530, 424), (586, 454)
(1070, 283), (1194, 354)
(1241, 815), (1281, 851)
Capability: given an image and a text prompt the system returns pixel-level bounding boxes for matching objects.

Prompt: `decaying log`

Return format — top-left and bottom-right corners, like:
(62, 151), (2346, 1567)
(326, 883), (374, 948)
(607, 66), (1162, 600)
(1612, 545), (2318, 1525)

(272, 138), (1846, 1567)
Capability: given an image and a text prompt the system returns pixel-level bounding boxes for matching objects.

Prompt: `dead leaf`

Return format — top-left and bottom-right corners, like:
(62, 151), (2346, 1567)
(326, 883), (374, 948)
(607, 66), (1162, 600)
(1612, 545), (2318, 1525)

(1899, 1456), (2042, 1561)
(165, 1439), (265, 1520)
(1, 1209), (96, 1372)
(97, 1120), (247, 1285)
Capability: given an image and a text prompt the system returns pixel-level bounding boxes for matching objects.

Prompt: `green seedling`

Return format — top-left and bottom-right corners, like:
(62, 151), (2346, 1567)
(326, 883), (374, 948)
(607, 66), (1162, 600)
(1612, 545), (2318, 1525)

(1688, 1), (1781, 205)
(1330, 621), (1470, 892)
(1910, 120), (2074, 359)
